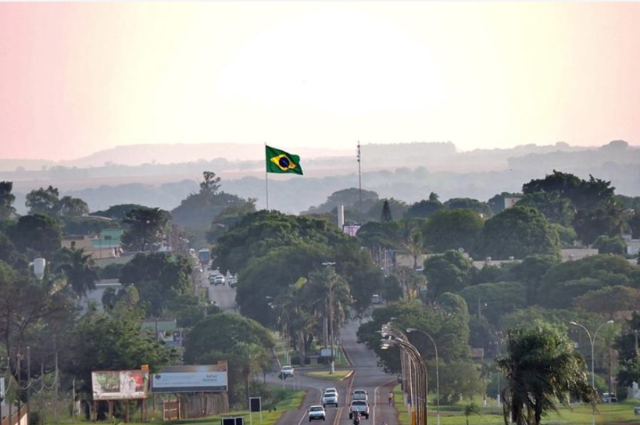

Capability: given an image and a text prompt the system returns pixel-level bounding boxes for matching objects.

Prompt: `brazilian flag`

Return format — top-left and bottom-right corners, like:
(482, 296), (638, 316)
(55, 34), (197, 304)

(266, 145), (303, 175)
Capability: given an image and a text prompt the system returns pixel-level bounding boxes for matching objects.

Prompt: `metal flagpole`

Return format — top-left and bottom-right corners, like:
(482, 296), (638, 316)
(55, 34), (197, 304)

(357, 142), (362, 211)
(265, 144), (270, 210)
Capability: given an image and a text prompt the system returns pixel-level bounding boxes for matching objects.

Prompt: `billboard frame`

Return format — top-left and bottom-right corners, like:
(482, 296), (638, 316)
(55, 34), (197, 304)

(91, 369), (149, 401)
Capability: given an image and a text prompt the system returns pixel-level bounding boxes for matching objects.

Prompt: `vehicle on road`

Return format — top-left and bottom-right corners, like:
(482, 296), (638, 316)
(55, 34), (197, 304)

(603, 392), (618, 403)
(352, 389), (368, 401)
(210, 275), (225, 285)
(308, 405), (326, 421)
(228, 274), (237, 288)
(371, 294), (381, 305)
(281, 365), (294, 377)
(322, 388), (339, 407)
(349, 400), (369, 419)
(198, 249), (211, 265)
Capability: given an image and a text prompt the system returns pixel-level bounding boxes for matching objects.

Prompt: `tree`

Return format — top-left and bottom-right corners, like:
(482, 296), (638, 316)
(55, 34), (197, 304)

(7, 214), (62, 257)
(438, 362), (484, 405)
(464, 401), (482, 425)
(517, 192), (574, 226)
(574, 286), (640, 319)
(479, 206), (560, 260)
(306, 188), (379, 214)
(92, 204), (147, 220)
(121, 206), (169, 252)
(367, 198), (408, 222)
(305, 266), (353, 346)
(206, 202), (257, 243)
(381, 200), (393, 222)
(184, 313), (274, 364)
(200, 171), (222, 195)
(119, 253), (192, 317)
(404, 193), (443, 219)
(509, 255), (560, 306)
(443, 198), (492, 217)
(357, 298), (471, 374)
(54, 248), (98, 298)
(592, 235), (626, 254)
(356, 221), (402, 250)
(0, 181), (17, 221)
(214, 211), (348, 273)
(459, 282), (526, 327)
(423, 250), (476, 298)
(400, 219), (425, 269)
(26, 186), (60, 216)
(172, 171), (252, 228)
(65, 303), (172, 395)
(57, 196), (90, 218)
(422, 209), (483, 253)
(573, 204), (624, 245)
(497, 323), (595, 425)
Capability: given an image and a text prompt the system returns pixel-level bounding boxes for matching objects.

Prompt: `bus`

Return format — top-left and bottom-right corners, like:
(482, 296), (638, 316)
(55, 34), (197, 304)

(198, 249), (211, 265)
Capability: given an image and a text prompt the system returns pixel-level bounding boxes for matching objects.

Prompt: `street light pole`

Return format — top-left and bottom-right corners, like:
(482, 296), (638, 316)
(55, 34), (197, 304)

(407, 328), (440, 425)
(322, 262), (336, 374)
(382, 323), (428, 425)
(570, 320), (614, 425)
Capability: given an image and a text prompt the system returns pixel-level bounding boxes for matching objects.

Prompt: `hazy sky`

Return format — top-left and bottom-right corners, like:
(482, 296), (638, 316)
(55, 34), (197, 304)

(1, 2), (640, 160)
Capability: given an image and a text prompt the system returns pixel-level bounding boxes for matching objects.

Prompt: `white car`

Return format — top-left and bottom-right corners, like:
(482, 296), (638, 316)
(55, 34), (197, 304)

(281, 365), (294, 377)
(210, 275), (225, 285)
(349, 400), (369, 419)
(322, 388), (339, 407)
(308, 405), (326, 421)
(352, 389), (368, 401)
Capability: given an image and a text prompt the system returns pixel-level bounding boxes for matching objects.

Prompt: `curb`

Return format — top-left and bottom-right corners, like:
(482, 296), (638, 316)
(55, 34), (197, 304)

(341, 344), (354, 367)
(342, 370), (355, 381)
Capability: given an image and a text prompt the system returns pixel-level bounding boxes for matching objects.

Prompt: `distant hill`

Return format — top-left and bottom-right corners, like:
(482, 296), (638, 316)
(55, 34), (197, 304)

(58, 143), (353, 168)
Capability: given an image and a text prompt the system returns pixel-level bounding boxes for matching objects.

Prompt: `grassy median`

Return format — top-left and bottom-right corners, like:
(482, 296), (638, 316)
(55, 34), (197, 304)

(392, 385), (640, 425)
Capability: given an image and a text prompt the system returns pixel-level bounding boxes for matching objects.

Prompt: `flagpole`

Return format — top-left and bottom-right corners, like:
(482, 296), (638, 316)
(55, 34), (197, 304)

(265, 144), (270, 210)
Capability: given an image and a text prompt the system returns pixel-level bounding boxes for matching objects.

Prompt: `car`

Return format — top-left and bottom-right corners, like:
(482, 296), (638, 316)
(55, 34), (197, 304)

(371, 294), (381, 305)
(308, 405), (326, 422)
(281, 365), (294, 377)
(322, 388), (339, 407)
(352, 389), (368, 401)
(210, 275), (225, 285)
(602, 392), (618, 403)
(228, 275), (237, 288)
(349, 400), (369, 419)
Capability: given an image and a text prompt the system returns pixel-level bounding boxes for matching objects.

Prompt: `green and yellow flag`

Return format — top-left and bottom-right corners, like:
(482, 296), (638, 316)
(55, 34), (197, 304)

(266, 145), (303, 175)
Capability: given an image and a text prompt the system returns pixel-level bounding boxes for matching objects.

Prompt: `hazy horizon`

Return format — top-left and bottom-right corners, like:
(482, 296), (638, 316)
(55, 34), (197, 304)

(2, 2), (640, 161)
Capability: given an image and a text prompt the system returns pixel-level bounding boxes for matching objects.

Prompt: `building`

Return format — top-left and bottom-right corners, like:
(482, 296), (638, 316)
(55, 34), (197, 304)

(82, 279), (123, 312)
(61, 229), (124, 259)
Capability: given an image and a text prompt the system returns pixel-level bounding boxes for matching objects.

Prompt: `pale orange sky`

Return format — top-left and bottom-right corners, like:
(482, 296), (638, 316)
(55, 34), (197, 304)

(1, 2), (639, 160)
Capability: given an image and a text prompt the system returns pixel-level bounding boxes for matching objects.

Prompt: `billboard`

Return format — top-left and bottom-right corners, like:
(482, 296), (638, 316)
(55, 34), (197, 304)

(152, 363), (228, 393)
(92, 370), (149, 400)
(342, 225), (361, 237)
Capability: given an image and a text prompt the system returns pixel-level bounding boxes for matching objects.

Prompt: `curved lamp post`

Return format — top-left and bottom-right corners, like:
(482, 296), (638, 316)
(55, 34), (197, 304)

(382, 323), (428, 425)
(407, 328), (440, 425)
(570, 320), (614, 425)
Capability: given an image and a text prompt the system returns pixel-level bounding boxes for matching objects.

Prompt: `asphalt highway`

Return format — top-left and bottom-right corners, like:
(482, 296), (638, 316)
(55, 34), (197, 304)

(206, 274), (399, 424)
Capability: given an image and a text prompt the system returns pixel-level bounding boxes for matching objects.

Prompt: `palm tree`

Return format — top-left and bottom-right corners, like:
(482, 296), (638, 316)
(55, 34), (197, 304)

(231, 342), (271, 403)
(274, 277), (312, 366)
(401, 219), (425, 269)
(497, 323), (596, 425)
(55, 247), (98, 298)
(305, 266), (352, 348)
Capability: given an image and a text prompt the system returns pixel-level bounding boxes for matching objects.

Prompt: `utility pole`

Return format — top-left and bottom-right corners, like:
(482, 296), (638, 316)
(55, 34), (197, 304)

(357, 142), (362, 212)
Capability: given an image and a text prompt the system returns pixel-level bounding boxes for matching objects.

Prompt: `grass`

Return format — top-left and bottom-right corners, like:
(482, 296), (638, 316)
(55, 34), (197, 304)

(392, 385), (640, 425)
(306, 370), (353, 381)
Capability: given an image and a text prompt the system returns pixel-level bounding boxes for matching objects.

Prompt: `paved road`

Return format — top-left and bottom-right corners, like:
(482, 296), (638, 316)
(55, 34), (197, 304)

(200, 268), (238, 311)
(270, 320), (398, 425)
